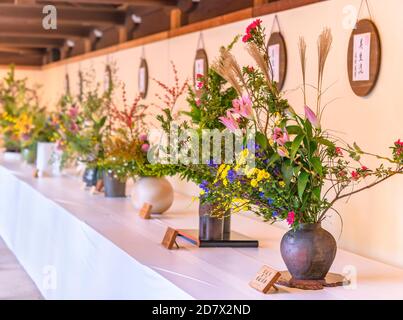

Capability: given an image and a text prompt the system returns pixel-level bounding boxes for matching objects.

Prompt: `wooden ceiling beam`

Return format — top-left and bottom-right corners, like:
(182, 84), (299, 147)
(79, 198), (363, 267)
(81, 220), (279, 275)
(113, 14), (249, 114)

(0, 46), (44, 56)
(0, 23), (93, 39)
(39, 0), (177, 6)
(0, 4), (127, 26)
(0, 36), (65, 48)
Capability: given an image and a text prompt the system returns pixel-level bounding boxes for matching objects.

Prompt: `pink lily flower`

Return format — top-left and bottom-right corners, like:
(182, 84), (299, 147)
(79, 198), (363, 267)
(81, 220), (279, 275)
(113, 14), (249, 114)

(68, 106), (79, 119)
(231, 94), (253, 119)
(304, 105), (320, 128)
(272, 127), (289, 146)
(277, 146), (289, 158)
(219, 111), (240, 133)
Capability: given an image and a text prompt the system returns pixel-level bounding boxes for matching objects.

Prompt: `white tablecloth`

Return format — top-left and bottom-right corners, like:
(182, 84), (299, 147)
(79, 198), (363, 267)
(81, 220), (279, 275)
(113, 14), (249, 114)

(2, 156), (403, 299)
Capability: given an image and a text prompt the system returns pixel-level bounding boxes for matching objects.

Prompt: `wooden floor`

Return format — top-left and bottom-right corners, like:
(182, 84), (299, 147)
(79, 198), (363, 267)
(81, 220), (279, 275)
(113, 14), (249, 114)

(0, 238), (42, 300)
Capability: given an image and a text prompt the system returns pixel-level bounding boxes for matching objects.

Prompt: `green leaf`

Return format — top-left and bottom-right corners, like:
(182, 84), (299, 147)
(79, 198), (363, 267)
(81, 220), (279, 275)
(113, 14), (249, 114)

(298, 171), (310, 200)
(317, 137), (335, 148)
(290, 134), (304, 160)
(312, 186), (321, 200)
(286, 125), (303, 136)
(255, 132), (268, 149)
(353, 142), (363, 154)
(281, 162), (293, 185)
(267, 153), (280, 167)
(311, 157), (323, 175)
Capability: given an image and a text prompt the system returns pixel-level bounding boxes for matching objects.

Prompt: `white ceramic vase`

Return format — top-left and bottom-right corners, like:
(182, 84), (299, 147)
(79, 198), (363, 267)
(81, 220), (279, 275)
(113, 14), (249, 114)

(131, 177), (174, 214)
(36, 142), (61, 177)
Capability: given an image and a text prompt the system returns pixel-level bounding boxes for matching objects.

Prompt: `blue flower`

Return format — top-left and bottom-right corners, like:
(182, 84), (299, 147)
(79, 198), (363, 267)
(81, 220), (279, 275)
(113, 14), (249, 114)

(199, 180), (209, 193)
(268, 198), (274, 205)
(227, 169), (237, 183)
(272, 211), (278, 217)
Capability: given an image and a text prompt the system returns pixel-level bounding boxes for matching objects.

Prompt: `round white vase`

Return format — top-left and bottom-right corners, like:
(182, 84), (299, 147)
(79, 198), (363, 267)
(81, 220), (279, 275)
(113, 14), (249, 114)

(131, 177), (174, 214)
(36, 142), (61, 177)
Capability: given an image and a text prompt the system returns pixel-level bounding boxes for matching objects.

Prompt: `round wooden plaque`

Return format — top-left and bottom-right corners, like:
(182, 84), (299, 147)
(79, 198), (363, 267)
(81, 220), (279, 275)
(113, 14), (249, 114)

(78, 71), (83, 101)
(193, 48), (209, 89)
(65, 73), (70, 95)
(138, 58), (149, 99)
(267, 32), (287, 91)
(347, 19), (381, 97)
(104, 65), (113, 93)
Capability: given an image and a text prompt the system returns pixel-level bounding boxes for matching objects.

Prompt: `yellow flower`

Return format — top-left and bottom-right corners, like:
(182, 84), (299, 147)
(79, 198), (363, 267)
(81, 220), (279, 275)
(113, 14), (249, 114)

(251, 179), (258, 188)
(279, 181), (286, 188)
(256, 169), (270, 182)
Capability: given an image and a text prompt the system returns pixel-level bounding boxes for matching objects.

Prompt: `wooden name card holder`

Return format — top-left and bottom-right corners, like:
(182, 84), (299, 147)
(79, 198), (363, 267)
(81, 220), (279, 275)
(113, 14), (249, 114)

(139, 203), (152, 219)
(249, 265), (281, 294)
(162, 227), (179, 250)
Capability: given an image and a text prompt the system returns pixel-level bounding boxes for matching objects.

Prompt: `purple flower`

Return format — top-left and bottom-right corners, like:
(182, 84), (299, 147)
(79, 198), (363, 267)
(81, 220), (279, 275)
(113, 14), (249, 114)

(141, 143), (150, 153)
(139, 134), (148, 142)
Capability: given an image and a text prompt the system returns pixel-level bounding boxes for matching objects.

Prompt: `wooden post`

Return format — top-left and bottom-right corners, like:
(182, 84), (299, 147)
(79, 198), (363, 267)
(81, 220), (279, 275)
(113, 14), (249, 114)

(117, 26), (128, 43)
(253, 0), (268, 6)
(83, 38), (92, 53)
(170, 8), (182, 30)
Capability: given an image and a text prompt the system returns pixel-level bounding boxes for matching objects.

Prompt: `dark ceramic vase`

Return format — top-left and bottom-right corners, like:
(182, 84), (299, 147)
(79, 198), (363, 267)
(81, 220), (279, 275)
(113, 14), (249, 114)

(83, 167), (98, 187)
(199, 202), (231, 241)
(103, 171), (126, 198)
(280, 223), (337, 280)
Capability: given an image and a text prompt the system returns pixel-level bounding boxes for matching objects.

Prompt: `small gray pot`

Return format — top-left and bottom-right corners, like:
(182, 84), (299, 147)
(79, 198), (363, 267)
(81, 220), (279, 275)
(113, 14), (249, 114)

(103, 171), (126, 198)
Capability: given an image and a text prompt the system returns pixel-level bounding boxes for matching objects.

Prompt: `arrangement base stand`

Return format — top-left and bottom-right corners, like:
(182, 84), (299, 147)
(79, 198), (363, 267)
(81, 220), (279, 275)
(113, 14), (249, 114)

(276, 271), (349, 290)
(177, 229), (259, 248)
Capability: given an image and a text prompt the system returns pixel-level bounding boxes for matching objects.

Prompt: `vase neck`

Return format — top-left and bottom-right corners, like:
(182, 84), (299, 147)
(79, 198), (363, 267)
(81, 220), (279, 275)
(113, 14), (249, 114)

(297, 223), (322, 231)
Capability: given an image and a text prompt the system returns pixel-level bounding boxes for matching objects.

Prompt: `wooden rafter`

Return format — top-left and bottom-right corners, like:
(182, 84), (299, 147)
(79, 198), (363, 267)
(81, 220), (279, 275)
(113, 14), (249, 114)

(0, 23), (93, 39)
(0, 4), (127, 26)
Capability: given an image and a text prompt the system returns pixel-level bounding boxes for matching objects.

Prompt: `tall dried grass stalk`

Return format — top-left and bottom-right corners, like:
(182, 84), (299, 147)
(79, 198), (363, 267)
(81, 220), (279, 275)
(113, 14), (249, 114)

(212, 46), (244, 95)
(298, 37), (307, 105)
(246, 42), (272, 91)
(317, 28), (332, 119)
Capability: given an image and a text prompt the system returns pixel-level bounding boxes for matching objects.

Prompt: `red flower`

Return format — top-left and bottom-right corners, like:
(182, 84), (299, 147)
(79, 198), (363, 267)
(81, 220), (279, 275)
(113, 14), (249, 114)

(242, 19), (262, 43)
(286, 211), (295, 225)
(242, 33), (252, 43)
(335, 147), (343, 156)
(196, 73), (204, 80)
(395, 139), (403, 146)
(247, 66), (254, 73)
(361, 166), (368, 171)
(351, 171), (359, 181)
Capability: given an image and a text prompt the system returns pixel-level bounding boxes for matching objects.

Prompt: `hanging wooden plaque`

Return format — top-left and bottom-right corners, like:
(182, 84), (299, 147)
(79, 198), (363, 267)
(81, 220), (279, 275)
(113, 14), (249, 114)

(64, 73), (70, 95)
(267, 32), (287, 91)
(138, 58), (149, 99)
(193, 48), (208, 90)
(347, 19), (381, 97)
(78, 70), (83, 101)
(104, 65), (113, 93)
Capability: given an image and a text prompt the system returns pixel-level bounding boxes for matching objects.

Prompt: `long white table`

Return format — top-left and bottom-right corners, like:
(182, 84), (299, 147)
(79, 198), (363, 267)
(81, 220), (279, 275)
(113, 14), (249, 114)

(1, 155), (403, 299)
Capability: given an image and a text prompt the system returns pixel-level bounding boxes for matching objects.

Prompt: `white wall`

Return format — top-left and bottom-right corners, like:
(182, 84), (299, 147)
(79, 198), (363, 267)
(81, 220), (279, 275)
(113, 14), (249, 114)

(11, 0), (403, 268)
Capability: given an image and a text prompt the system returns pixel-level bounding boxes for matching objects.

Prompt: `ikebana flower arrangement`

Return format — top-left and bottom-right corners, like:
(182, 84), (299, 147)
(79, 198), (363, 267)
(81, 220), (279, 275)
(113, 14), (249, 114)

(0, 66), (40, 153)
(96, 90), (149, 197)
(56, 66), (115, 180)
(199, 20), (402, 283)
